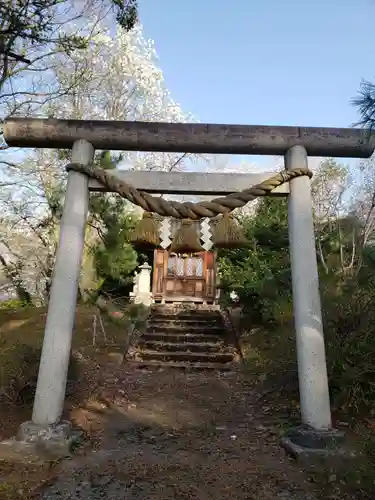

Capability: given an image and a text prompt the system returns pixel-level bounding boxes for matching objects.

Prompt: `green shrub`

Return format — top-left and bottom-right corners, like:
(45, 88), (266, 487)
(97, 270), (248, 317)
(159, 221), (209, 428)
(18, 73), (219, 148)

(239, 273), (375, 416)
(0, 299), (31, 311)
(322, 280), (375, 413)
(217, 198), (292, 324)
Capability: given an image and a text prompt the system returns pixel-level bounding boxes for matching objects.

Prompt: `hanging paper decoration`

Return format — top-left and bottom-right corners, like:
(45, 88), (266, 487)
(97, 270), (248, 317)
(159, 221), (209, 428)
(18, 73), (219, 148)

(200, 217), (213, 251)
(130, 212), (161, 249)
(212, 212), (248, 249)
(169, 219), (205, 254)
(160, 217), (172, 249)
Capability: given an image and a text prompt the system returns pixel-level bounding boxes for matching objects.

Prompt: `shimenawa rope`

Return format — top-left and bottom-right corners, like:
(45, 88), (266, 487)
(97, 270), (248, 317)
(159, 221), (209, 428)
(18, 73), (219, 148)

(66, 162), (312, 220)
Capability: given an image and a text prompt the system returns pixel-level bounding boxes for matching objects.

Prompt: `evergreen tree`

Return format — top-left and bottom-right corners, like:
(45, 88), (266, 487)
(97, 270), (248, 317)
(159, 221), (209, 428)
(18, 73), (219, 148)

(218, 198), (291, 321)
(89, 151), (140, 296)
(353, 80), (375, 129)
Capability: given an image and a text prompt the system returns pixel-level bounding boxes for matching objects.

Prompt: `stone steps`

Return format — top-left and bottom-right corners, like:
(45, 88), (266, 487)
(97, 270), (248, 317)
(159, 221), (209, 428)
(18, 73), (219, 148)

(150, 318), (221, 326)
(149, 316), (221, 325)
(141, 332), (224, 343)
(129, 360), (233, 371)
(138, 340), (230, 353)
(151, 311), (221, 320)
(130, 306), (237, 371)
(137, 350), (234, 363)
(147, 324), (225, 334)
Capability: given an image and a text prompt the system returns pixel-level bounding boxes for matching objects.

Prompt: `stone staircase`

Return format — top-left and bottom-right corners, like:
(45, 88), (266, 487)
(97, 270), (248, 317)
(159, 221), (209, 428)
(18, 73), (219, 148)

(129, 305), (238, 370)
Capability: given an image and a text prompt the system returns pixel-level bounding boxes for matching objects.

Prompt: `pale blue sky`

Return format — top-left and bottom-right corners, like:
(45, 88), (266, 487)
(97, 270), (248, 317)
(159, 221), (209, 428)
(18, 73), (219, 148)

(138, 0), (375, 169)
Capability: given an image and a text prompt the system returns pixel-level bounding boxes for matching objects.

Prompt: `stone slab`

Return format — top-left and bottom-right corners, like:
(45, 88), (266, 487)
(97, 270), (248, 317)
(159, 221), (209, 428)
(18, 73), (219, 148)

(280, 425), (356, 469)
(0, 421), (79, 464)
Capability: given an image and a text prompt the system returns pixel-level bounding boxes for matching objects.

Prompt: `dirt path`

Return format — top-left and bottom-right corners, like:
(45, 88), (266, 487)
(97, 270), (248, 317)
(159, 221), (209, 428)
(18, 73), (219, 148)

(37, 364), (337, 500)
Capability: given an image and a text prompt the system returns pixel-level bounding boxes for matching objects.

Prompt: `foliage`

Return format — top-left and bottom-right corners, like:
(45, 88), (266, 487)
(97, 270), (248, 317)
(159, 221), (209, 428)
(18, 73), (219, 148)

(0, 156), (65, 303)
(0, 22), (202, 304)
(218, 198), (291, 323)
(114, 0), (138, 32)
(353, 79), (375, 130)
(91, 195), (139, 290)
(0, 250), (34, 305)
(0, 8), (134, 136)
(48, 24), (201, 171)
(84, 150), (138, 294)
(0, 0), (138, 94)
(97, 297), (149, 341)
(0, 298), (30, 310)
(322, 276), (375, 412)
(126, 302), (149, 321)
(221, 157), (375, 420)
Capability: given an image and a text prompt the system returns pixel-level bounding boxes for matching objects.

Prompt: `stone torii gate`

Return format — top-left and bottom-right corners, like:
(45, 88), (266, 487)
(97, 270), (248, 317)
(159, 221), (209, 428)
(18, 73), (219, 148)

(2, 118), (375, 460)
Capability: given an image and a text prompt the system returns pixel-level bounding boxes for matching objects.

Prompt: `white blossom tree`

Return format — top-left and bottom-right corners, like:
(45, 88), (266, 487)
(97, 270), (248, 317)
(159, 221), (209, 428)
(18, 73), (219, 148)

(309, 156), (375, 276)
(0, 0), (138, 122)
(48, 24), (205, 172)
(0, 23), (211, 302)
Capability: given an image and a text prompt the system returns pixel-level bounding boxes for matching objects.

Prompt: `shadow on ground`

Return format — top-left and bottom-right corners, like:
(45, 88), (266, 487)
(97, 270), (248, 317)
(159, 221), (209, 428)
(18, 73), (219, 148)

(39, 365), (327, 500)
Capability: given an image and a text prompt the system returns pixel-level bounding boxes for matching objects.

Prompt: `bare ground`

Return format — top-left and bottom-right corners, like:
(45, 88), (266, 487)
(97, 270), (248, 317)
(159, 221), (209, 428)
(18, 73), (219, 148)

(0, 306), (373, 499)
(34, 363), (357, 500)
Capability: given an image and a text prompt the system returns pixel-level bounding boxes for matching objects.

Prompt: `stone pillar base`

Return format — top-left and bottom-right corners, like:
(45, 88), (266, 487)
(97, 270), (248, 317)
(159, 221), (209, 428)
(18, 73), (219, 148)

(280, 424), (355, 468)
(0, 421), (79, 463)
(134, 292), (153, 307)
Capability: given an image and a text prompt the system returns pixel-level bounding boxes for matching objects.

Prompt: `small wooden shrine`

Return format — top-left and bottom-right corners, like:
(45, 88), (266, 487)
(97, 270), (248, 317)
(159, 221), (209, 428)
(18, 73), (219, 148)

(129, 210), (248, 305)
(152, 249), (217, 304)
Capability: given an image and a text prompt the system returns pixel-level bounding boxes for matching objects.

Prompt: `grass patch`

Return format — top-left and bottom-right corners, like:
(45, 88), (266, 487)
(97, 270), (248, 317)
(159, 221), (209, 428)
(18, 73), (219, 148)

(0, 303), (147, 430)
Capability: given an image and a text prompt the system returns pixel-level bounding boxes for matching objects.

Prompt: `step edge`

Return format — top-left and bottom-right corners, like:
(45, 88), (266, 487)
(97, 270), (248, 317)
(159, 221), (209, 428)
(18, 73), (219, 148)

(138, 350), (235, 358)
